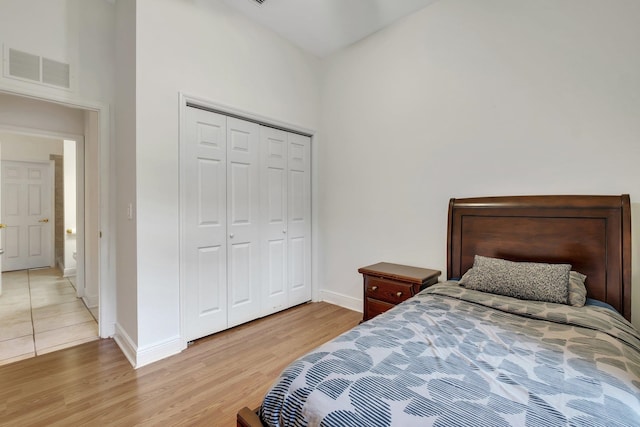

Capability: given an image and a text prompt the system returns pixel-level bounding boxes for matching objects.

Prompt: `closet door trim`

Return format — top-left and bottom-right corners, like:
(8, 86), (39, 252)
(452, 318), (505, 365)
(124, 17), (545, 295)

(185, 100), (313, 138)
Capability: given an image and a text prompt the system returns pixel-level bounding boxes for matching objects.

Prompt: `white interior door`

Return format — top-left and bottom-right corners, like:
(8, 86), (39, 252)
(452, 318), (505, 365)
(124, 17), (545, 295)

(226, 117), (261, 327)
(287, 133), (311, 306)
(183, 107), (228, 341)
(1, 160), (52, 272)
(260, 127), (288, 315)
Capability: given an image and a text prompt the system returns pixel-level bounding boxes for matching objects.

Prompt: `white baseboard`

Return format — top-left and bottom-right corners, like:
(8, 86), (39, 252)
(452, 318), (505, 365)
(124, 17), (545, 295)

(62, 267), (77, 277)
(56, 258), (76, 277)
(135, 336), (184, 368)
(101, 320), (116, 339)
(319, 289), (362, 313)
(82, 294), (99, 308)
(113, 323), (185, 369)
(113, 323), (137, 367)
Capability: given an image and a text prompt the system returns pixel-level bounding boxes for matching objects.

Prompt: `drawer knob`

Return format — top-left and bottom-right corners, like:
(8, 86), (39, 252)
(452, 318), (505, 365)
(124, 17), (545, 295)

(396, 291), (403, 297)
(371, 286), (378, 291)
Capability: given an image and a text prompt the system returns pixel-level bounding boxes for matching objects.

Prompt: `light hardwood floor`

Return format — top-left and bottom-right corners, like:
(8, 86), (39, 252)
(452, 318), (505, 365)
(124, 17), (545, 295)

(0, 301), (361, 426)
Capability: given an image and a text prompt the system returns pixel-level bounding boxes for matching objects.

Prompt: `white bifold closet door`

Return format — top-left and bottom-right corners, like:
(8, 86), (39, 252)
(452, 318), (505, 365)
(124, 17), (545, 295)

(183, 107), (261, 341)
(184, 106), (310, 342)
(260, 128), (311, 316)
(226, 116), (261, 328)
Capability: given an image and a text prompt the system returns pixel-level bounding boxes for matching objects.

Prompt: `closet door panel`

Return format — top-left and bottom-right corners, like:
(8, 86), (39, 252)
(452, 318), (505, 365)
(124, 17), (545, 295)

(287, 133), (311, 306)
(265, 167), (286, 303)
(198, 159), (224, 224)
(289, 170), (305, 222)
(260, 127), (288, 314)
(289, 237), (305, 291)
(184, 107), (228, 341)
(227, 117), (261, 327)
(267, 168), (285, 223)
(229, 242), (252, 305)
(267, 240), (285, 294)
(197, 246), (225, 315)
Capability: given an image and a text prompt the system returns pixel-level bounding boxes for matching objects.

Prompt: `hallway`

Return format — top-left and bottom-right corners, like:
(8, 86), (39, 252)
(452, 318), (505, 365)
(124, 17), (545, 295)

(0, 268), (98, 365)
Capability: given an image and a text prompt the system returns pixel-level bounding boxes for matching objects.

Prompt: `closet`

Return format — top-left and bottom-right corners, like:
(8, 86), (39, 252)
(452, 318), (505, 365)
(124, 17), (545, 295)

(182, 106), (311, 341)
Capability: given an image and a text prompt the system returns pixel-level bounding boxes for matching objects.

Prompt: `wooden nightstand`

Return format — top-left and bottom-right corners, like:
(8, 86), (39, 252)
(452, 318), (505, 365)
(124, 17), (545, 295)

(359, 262), (441, 322)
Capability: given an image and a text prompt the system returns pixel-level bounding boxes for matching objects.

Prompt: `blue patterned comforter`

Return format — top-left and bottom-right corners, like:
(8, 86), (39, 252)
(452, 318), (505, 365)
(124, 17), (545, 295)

(260, 283), (640, 426)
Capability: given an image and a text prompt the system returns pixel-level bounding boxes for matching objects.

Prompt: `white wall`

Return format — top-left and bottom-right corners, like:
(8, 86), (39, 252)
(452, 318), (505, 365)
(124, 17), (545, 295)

(114, 0), (138, 350)
(74, 0), (117, 103)
(0, 132), (63, 161)
(0, 92), (85, 136)
(318, 0), (640, 328)
(0, 0), (75, 94)
(129, 0), (320, 364)
(0, 0), (69, 53)
(0, 0), (116, 103)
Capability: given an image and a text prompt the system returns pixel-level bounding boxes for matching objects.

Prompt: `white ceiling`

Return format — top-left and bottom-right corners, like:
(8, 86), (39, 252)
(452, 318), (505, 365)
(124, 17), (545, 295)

(221, 0), (439, 58)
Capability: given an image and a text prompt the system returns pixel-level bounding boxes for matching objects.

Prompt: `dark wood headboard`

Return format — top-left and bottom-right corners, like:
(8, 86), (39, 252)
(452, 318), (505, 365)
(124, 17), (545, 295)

(447, 195), (632, 320)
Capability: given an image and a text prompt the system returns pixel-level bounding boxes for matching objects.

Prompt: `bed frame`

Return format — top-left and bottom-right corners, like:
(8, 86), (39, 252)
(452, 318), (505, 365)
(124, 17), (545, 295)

(238, 194), (632, 426)
(448, 194), (631, 320)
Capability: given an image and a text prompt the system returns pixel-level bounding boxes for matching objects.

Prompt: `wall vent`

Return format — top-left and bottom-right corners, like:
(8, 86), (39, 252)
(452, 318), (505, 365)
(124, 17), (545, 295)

(42, 57), (70, 88)
(9, 48), (40, 82)
(5, 47), (71, 90)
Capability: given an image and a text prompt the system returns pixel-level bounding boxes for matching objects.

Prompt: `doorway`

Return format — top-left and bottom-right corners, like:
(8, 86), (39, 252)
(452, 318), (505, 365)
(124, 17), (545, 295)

(0, 133), (80, 276)
(0, 88), (111, 368)
(0, 131), (97, 364)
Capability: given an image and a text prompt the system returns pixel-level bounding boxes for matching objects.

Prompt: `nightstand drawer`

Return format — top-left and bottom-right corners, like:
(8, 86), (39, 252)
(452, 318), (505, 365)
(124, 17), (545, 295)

(365, 277), (412, 304)
(366, 298), (396, 318)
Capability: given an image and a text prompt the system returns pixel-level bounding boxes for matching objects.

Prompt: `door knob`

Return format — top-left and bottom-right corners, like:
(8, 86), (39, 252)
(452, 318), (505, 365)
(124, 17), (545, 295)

(39, 218), (49, 223)
(229, 233), (234, 238)
(0, 224), (5, 229)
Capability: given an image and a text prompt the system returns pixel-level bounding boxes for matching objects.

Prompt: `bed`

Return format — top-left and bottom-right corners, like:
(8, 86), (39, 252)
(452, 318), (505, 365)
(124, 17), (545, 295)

(238, 194), (639, 426)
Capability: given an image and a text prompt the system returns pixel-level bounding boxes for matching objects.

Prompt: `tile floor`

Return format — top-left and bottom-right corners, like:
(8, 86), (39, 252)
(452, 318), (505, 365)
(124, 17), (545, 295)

(0, 268), (98, 366)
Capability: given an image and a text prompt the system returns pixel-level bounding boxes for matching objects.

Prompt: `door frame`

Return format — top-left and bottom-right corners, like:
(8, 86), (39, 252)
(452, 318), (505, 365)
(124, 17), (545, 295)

(0, 87), (113, 338)
(178, 92), (317, 348)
